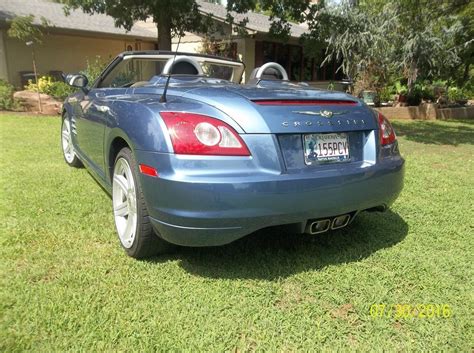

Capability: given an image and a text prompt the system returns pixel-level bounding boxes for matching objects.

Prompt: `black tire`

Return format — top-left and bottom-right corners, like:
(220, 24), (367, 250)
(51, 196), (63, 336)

(61, 115), (83, 168)
(112, 147), (173, 258)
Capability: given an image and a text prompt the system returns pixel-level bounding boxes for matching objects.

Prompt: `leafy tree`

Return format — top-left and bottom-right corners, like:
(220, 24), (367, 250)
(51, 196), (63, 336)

(59, 0), (212, 50)
(59, 0), (310, 50)
(226, 0), (309, 42)
(391, 0), (462, 90)
(7, 15), (51, 112)
(7, 14), (50, 44)
(302, 2), (399, 93)
(438, 0), (474, 87)
(303, 0), (467, 93)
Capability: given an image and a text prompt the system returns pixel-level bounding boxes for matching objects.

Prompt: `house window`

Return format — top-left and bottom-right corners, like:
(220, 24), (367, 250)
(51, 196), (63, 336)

(203, 40), (238, 60)
(255, 41), (344, 82)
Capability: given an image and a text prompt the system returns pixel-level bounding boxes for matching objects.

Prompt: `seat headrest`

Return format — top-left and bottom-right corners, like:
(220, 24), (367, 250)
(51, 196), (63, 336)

(162, 56), (203, 76)
(250, 62), (289, 82)
(260, 67), (282, 80)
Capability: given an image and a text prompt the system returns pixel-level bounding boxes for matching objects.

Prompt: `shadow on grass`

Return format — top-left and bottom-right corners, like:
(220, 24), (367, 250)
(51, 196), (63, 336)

(146, 211), (408, 280)
(392, 120), (474, 146)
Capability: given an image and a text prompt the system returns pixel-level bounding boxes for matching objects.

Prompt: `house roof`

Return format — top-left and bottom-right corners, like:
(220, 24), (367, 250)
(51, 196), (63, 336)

(0, 0), (157, 40)
(196, 1), (307, 38)
(0, 0), (306, 41)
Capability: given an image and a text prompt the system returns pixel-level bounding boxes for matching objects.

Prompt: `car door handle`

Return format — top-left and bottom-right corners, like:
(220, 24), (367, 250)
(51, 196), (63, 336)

(94, 92), (106, 98)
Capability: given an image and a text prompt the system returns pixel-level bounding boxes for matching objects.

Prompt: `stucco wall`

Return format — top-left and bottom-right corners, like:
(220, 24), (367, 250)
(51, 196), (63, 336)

(0, 30), (8, 82)
(3, 32), (155, 88)
(171, 41), (202, 54)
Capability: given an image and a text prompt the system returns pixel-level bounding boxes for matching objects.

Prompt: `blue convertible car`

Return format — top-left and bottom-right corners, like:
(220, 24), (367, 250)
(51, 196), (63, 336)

(61, 51), (404, 258)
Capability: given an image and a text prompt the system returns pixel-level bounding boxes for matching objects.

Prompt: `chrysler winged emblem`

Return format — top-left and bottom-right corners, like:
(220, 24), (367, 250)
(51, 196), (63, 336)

(320, 110), (334, 118)
(293, 110), (347, 118)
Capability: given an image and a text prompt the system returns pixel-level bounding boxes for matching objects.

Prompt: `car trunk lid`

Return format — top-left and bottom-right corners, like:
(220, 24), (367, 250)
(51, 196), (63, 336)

(180, 85), (377, 133)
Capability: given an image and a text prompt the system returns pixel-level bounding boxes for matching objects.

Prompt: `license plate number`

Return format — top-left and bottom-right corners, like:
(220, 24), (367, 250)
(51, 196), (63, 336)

(304, 133), (350, 164)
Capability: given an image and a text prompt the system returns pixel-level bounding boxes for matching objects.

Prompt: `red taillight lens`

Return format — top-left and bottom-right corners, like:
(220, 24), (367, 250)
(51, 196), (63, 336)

(160, 112), (250, 156)
(378, 112), (396, 145)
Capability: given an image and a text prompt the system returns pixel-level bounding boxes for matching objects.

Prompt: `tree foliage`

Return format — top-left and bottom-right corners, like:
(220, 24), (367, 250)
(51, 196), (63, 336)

(304, 3), (398, 92)
(59, 0), (310, 50)
(59, 0), (212, 50)
(227, 0), (308, 40)
(303, 0), (471, 93)
(7, 15), (50, 45)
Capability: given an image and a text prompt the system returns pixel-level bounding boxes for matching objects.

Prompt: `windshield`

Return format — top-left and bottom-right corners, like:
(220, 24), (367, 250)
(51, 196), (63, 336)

(98, 54), (244, 88)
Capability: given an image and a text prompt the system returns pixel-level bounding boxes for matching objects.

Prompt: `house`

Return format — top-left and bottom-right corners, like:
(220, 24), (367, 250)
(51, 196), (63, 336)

(178, 1), (344, 86)
(0, 0), (158, 88)
(0, 0), (343, 89)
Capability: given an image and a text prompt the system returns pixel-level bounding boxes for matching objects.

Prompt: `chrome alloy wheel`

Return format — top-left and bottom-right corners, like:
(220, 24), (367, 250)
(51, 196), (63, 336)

(113, 158), (138, 249)
(61, 119), (75, 163)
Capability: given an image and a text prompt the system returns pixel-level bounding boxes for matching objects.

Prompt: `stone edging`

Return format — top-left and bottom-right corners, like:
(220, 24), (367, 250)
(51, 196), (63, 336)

(376, 104), (474, 120)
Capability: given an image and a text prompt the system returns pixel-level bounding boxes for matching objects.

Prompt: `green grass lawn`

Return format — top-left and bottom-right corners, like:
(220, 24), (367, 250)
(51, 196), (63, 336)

(1, 114), (473, 351)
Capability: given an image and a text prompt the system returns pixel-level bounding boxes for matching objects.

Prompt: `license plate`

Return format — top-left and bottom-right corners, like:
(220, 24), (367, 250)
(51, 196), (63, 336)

(304, 133), (350, 164)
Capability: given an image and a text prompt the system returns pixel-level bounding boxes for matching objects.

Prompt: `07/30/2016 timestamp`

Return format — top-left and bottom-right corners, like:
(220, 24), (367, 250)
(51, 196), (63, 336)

(370, 304), (451, 319)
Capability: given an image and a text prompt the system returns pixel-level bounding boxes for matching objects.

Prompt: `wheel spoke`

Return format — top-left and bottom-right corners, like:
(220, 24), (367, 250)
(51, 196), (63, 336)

(123, 215), (134, 242)
(113, 174), (129, 195)
(114, 201), (128, 217)
(62, 131), (69, 141)
(129, 199), (136, 214)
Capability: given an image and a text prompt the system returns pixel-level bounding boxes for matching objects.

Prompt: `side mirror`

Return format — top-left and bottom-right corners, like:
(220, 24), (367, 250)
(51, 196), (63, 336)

(64, 74), (89, 92)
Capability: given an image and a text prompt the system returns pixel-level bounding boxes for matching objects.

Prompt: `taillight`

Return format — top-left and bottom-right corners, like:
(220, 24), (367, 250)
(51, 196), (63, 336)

(160, 112), (250, 156)
(378, 112), (396, 145)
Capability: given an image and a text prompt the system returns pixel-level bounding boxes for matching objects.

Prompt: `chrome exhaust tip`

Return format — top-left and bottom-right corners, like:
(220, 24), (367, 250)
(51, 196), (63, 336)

(306, 219), (331, 234)
(331, 214), (351, 230)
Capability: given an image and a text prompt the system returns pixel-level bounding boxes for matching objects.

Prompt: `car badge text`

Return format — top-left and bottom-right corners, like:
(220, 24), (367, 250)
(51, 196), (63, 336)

(282, 117), (365, 128)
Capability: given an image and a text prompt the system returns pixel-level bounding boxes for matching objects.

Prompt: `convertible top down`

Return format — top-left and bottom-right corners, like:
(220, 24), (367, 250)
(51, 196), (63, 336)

(61, 51), (404, 258)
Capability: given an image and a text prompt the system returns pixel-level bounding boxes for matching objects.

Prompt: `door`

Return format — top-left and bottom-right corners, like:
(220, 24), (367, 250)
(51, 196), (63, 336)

(75, 88), (121, 179)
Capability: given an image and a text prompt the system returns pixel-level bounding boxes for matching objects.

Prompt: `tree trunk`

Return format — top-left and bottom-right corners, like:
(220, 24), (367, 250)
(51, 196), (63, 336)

(461, 62), (470, 86)
(157, 12), (172, 51)
(407, 61), (418, 92)
(31, 49), (42, 113)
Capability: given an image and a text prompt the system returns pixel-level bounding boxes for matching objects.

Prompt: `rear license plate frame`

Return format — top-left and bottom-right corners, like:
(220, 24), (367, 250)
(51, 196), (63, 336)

(303, 133), (350, 165)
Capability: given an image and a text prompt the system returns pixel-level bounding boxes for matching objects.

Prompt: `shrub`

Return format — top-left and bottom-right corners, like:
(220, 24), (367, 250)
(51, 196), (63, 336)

(26, 75), (74, 100)
(379, 86), (393, 102)
(420, 84), (435, 102)
(80, 56), (107, 85)
(406, 86), (423, 106)
(447, 87), (468, 103)
(394, 81), (408, 95)
(48, 81), (75, 100)
(24, 57), (108, 100)
(0, 79), (22, 111)
(0, 79), (15, 110)
(26, 75), (52, 93)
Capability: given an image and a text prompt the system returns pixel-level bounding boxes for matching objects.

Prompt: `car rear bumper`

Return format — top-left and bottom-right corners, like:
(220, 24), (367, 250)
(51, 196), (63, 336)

(137, 151), (405, 246)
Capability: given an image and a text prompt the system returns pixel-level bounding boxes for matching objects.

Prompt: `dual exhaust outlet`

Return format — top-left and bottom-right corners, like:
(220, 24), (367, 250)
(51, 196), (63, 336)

(305, 214), (352, 235)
